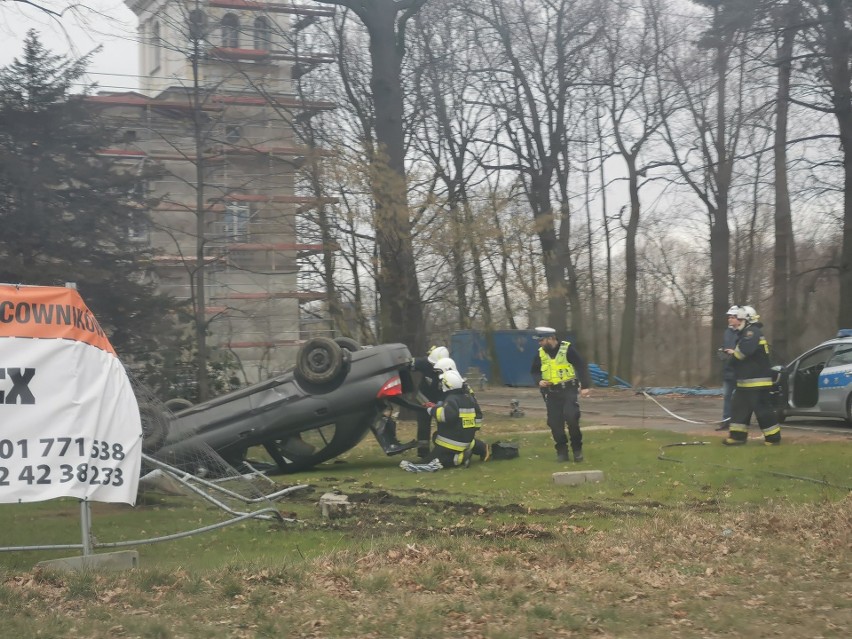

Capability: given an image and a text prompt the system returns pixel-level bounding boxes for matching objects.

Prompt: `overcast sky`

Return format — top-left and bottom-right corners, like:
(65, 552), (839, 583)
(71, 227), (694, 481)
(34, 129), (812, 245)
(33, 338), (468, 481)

(1, 0), (141, 92)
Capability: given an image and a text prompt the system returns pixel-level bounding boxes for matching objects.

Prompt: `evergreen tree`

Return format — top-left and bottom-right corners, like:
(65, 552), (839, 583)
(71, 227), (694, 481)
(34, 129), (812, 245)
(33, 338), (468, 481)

(0, 31), (179, 371)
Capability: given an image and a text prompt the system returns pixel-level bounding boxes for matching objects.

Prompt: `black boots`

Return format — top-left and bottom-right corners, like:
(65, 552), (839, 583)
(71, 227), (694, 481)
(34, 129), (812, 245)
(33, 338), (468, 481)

(556, 444), (583, 462)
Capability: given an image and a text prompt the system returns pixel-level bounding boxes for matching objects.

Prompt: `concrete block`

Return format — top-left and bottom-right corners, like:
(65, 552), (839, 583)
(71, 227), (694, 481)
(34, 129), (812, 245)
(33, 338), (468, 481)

(552, 470), (605, 485)
(36, 550), (139, 573)
(319, 492), (352, 519)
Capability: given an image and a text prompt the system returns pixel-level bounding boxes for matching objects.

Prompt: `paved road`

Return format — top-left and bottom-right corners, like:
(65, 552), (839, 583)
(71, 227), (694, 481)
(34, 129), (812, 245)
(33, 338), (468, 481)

(475, 385), (852, 442)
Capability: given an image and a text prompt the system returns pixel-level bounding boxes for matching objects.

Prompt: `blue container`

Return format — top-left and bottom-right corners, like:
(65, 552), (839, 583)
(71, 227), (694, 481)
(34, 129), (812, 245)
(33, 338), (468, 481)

(449, 329), (625, 387)
(451, 329), (570, 387)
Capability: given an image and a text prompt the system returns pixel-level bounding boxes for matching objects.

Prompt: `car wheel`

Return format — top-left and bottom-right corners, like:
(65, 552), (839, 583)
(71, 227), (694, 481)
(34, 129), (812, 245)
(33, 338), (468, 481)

(138, 402), (170, 454)
(164, 397), (194, 412)
(262, 412), (375, 473)
(334, 336), (362, 352)
(296, 337), (346, 385)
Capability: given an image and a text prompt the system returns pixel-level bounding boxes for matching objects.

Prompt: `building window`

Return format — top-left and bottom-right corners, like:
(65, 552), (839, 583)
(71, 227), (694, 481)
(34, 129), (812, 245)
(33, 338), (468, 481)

(221, 14), (240, 49)
(151, 21), (161, 71)
(254, 16), (272, 50)
(223, 202), (250, 241)
(189, 9), (207, 41)
(225, 125), (242, 143)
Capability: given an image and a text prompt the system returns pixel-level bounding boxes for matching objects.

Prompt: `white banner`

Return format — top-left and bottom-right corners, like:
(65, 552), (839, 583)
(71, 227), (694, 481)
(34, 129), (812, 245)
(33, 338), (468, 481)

(0, 285), (141, 505)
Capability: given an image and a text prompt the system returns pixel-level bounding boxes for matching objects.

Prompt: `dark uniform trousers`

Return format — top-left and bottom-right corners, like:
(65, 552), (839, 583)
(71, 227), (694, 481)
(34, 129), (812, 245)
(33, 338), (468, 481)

(729, 386), (781, 443)
(542, 382), (582, 452)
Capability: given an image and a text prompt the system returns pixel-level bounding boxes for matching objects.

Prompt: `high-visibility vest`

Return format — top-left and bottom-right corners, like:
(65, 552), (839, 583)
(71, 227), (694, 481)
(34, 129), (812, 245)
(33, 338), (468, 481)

(539, 342), (576, 383)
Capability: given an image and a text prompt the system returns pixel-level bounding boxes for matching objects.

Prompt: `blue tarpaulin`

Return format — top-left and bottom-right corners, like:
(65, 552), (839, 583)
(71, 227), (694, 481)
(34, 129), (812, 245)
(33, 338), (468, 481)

(450, 330), (631, 388)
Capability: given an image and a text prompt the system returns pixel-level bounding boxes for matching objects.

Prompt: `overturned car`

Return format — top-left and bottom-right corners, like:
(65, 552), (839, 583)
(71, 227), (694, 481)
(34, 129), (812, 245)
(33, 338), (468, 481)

(143, 338), (421, 474)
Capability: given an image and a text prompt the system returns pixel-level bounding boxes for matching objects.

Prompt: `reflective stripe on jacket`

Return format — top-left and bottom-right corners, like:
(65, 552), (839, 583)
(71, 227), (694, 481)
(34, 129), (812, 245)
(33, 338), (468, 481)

(732, 323), (773, 388)
(539, 341), (577, 384)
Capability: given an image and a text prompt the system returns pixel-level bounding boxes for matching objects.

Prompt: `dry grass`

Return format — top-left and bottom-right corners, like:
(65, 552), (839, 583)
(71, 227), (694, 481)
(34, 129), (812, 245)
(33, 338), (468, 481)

(3, 497), (849, 638)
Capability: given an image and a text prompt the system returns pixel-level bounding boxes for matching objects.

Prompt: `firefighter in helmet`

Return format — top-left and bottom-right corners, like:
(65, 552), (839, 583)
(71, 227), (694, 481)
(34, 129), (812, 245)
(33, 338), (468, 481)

(722, 306), (781, 446)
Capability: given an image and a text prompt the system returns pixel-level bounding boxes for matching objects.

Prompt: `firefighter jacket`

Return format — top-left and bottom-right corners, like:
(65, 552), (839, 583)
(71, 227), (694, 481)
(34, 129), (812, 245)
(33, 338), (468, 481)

(411, 356), (442, 402)
(530, 341), (592, 389)
(429, 388), (479, 452)
(731, 321), (773, 388)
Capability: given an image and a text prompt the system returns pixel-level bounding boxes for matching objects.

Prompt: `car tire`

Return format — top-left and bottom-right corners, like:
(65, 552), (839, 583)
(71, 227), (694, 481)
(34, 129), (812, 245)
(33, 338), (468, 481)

(164, 398), (194, 412)
(263, 412), (376, 474)
(296, 337), (346, 385)
(334, 336), (362, 352)
(138, 402), (170, 454)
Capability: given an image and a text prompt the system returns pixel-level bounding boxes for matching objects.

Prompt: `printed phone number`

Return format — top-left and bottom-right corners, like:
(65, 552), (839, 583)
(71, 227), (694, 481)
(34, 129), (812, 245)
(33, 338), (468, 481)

(0, 437), (128, 488)
(0, 463), (125, 487)
(0, 437), (126, 461)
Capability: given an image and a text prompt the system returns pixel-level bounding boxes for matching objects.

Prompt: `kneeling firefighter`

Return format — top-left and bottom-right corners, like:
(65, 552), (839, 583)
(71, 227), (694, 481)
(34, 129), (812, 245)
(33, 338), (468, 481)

(399, 369), (478, 472)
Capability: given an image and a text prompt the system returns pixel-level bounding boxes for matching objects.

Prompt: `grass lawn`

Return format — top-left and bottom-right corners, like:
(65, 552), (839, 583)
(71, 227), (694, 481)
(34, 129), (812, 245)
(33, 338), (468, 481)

(1, 418), (850, 638)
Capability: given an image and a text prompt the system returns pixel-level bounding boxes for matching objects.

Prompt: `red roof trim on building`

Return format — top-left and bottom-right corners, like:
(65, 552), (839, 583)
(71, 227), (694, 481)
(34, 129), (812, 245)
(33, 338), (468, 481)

(211, 95), (335, 110)
(209, 47), (269, 60)
(208, 0), (334, 17)
(221, 243), (324, 251)
(96, 149), (147, 158)
(210, 291), (325, 300)
(85, 94), (222, 111)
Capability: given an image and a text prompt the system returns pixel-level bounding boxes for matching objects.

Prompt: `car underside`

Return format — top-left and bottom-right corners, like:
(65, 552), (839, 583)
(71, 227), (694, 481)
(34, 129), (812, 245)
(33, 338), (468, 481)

(142, 338), (422, 475)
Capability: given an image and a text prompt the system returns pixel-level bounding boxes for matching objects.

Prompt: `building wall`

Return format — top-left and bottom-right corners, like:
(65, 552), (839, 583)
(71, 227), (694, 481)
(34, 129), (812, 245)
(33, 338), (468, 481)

(115, 0), (332, 383)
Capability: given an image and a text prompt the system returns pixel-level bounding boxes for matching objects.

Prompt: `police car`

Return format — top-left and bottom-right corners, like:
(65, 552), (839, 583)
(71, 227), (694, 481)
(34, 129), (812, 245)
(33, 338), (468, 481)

(773, 330), (852, 423)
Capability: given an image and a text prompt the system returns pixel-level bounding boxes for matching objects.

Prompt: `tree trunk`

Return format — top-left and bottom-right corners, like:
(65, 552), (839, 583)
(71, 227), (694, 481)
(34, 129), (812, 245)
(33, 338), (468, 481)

(319, 0), (427, 352)
(617, 160), (640, 382)
(191, 45), (210, 401)
(825, 0), (852, 329)
(772, 7), (796, 363)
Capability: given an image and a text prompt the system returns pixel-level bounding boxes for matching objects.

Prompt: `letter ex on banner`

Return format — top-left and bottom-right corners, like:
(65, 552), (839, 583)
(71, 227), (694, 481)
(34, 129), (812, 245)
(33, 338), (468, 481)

(0, 285), (141, 504)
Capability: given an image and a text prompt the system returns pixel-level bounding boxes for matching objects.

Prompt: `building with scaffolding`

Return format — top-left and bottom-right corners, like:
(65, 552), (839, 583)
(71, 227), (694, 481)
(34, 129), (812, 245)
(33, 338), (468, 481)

(88, 0), (336, 382)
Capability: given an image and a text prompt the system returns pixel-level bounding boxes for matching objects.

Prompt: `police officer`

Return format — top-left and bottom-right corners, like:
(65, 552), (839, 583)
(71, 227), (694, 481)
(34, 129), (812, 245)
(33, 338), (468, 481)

(722, 306), (781, 446)
(530, 327), (592, 462)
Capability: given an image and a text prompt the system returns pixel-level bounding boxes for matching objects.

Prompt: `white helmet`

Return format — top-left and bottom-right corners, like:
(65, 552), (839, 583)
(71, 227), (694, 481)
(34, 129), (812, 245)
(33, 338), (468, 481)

(433, 357), (457, 373)
(728, 306), (748, 321)
(427, 345), (449, 364)
(741, 305), (759, 323)
(440, 369), (465, 391)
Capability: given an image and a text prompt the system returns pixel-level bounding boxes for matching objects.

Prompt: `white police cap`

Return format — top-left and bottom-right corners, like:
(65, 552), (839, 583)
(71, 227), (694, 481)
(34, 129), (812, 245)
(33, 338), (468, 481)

(533, 326), (556, 340)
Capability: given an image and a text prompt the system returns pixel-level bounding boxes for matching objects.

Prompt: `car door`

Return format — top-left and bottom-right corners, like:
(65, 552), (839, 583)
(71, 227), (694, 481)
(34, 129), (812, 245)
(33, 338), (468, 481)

(817, 342), (852, 415)
(789, 345), (834, 409)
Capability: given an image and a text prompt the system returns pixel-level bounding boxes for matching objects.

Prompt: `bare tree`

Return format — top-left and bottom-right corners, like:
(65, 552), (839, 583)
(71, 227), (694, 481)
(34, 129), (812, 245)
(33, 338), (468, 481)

(796, 0), (852, 330)
(599, 0), (674, 382)
(465, 0), (603, 342)
(654, 0), (759, 382)
(771, 0), (800, 362)
(407, 0), (507, 379)
(312, 0), (427, 353)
